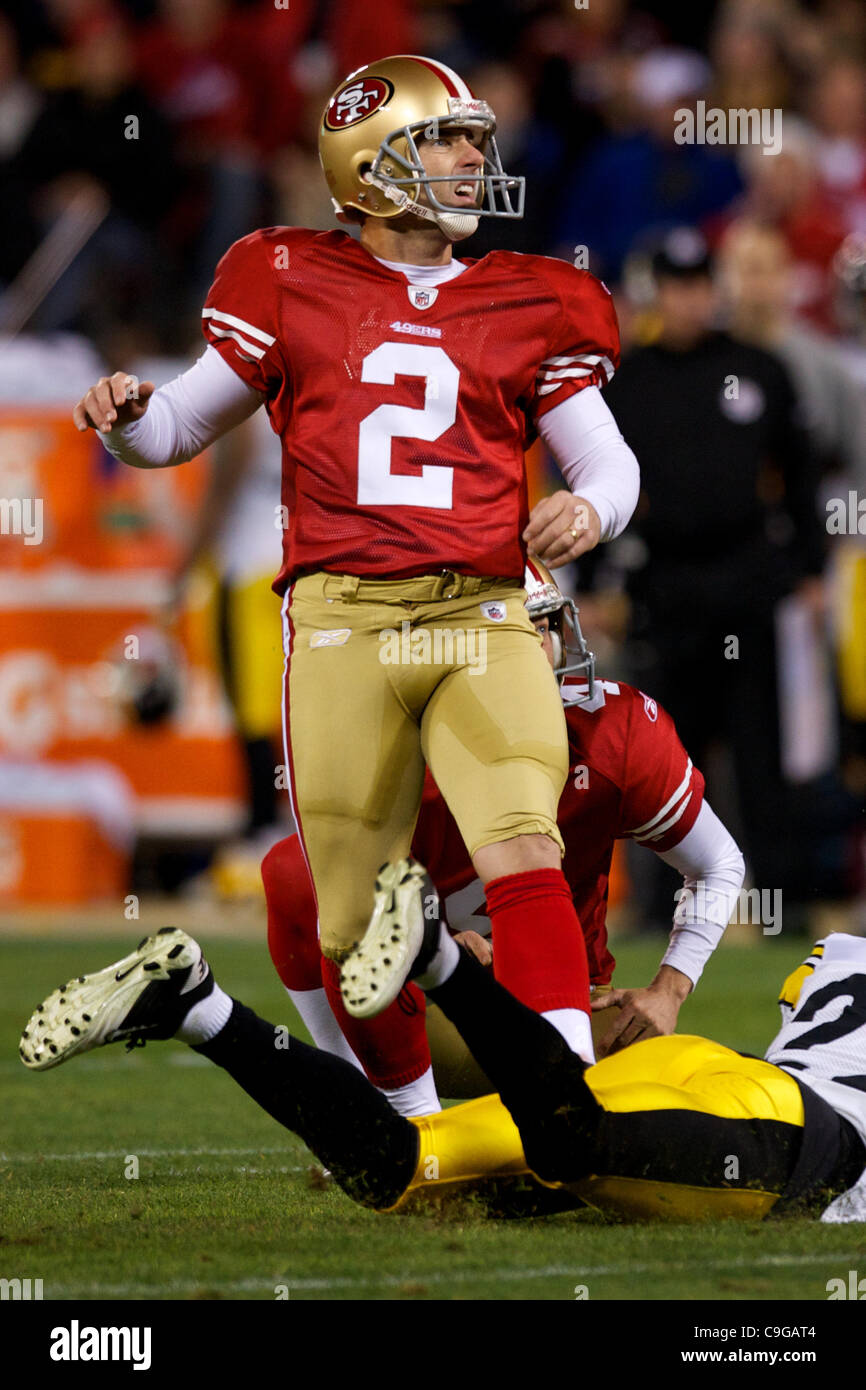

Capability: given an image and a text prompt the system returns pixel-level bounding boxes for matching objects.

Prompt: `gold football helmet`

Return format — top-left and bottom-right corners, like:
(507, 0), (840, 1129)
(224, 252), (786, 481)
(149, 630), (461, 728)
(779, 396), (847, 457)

(319, 54), (525, 241)
(524, 557), (595, 695)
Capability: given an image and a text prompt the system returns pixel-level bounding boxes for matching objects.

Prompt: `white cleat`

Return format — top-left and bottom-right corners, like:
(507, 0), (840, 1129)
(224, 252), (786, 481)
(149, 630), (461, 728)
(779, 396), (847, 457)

(340, 858), (439, 1019)
(19, 927), (213, 1071)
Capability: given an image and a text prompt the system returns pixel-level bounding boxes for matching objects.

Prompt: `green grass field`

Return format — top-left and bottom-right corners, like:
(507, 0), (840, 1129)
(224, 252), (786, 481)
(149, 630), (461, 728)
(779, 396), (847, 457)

(2, 927), (864, 1301)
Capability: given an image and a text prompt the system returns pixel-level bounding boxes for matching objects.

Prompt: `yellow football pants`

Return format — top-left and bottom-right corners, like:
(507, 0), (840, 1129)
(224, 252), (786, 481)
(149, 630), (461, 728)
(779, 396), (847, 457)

(390, 1036), (808, 1222)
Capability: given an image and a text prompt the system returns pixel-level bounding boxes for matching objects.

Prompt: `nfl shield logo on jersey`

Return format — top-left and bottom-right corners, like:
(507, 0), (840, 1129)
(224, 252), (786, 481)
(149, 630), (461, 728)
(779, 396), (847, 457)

(408, 286), (438, 311)
(480, 600), (507, 622)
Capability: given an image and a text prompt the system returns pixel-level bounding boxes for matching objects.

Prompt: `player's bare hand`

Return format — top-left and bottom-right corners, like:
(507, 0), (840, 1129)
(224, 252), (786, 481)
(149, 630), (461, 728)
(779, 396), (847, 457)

(453, 930), (493, 968)
(73, 373), (155, 435)
(592, 967), (691, 1057)
(523, 493), (601, 568)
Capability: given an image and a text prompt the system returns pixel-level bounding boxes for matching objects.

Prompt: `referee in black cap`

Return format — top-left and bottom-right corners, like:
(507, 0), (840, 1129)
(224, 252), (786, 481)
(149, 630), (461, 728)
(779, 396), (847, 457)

(604, 227), (827, 927)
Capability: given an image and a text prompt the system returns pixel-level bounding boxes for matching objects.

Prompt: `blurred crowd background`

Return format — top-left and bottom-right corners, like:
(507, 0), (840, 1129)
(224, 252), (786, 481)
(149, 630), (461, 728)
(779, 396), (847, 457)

(1, 0), (865, 937)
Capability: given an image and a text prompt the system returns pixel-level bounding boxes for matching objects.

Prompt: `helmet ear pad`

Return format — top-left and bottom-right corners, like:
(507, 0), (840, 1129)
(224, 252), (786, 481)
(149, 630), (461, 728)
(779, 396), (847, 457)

(353, 151), (413, 218)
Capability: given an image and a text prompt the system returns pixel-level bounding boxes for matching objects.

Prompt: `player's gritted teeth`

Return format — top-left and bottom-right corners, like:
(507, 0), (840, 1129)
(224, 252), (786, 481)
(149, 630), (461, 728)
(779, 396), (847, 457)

(428, 177), (482, 210)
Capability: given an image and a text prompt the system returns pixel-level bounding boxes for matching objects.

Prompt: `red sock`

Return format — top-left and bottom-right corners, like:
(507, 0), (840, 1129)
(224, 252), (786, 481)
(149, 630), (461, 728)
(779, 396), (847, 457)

(262, 836), (322, 991)
(486, 868), (590, 1015)
(320, 958), (432, 1090)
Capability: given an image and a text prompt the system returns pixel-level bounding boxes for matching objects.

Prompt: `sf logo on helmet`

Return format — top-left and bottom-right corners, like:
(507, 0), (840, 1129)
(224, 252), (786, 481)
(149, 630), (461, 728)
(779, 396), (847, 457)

(325, 77), (394, 130)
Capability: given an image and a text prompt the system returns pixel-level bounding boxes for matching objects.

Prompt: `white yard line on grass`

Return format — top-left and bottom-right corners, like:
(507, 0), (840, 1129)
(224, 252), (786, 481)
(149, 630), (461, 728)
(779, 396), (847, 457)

(45, 1252), (865, 1300)
(0, 1146), (305, 1161)
(1, 1050), (279, 1074)
(0, 1054), (211, 1073)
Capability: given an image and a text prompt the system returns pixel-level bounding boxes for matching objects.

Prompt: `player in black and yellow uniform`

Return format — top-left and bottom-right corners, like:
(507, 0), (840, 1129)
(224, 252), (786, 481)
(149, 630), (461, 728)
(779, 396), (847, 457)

(19, 902), (866, 1223)
(378, 934), (866, 1222)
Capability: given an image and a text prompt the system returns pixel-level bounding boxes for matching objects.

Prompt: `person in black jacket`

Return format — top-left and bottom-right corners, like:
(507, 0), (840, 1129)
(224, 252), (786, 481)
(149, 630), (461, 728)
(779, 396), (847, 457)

(605, 227), (827, 925)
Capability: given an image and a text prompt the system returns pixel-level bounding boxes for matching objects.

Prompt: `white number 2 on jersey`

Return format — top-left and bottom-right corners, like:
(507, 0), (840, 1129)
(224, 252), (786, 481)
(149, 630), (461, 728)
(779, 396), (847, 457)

(357, 343), (459, 508)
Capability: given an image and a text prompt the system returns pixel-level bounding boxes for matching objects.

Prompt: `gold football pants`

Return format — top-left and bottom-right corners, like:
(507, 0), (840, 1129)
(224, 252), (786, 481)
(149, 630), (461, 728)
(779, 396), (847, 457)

(281, 572), (568, 957)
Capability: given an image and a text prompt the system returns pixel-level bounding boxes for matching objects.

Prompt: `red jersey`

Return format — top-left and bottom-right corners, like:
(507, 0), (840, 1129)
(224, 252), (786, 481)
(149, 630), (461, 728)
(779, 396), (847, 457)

(412, 678), (705, 984)
(201, 227), (620, 591)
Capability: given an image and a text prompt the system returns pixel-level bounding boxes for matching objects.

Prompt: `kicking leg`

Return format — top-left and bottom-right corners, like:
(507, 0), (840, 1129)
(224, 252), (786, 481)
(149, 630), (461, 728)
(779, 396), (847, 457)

(282, 576), (427, 962)
(19, 928), (419, 1210)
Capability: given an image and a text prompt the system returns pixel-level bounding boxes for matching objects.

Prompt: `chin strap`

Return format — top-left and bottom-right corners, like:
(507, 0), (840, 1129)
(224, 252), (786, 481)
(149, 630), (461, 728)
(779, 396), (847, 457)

(367, 176), (479, 243)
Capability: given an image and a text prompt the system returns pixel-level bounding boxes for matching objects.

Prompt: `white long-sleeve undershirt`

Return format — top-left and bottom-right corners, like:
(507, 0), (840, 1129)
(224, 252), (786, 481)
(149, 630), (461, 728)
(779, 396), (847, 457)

(537, 387), (639, 541)
(102, 347), (640, 541)
(101, 347), (261, 469)
(657, 801), (746, 989)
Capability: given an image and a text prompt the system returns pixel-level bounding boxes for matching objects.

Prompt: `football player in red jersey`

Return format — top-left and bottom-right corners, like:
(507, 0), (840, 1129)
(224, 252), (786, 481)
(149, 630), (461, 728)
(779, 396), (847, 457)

(264, 561), (746, 1116)
(72, 55), (640, 1076)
